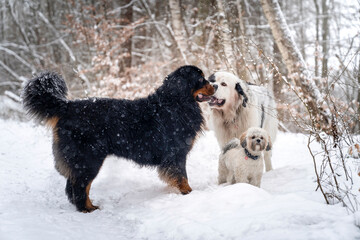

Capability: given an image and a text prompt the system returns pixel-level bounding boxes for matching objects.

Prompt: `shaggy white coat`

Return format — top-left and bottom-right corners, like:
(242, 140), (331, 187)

(209, 71), (278, 171)
(218, 127), (271, 187)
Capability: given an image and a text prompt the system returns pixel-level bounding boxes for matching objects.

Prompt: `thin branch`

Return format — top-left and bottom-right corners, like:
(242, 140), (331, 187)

(37, 11), (76, 62)
(308, 135), (330, 204)
(0, 46), (36, 72)
(0, 60), (26, 82)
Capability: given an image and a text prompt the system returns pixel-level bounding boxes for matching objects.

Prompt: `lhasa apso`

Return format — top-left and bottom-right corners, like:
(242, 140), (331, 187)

(218, 127), (272, 187)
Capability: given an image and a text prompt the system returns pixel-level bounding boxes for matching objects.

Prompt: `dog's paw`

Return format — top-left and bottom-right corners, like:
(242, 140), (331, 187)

(179, 177), (192, 195)
(81, 205), (99, 213)
(180, 188), (192, 195)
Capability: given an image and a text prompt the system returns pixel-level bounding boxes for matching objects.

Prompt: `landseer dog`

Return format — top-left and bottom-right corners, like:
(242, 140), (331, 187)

(22, 65), (214, 213)
(208, 71), (278, 171)
(218, 127), (271, 187)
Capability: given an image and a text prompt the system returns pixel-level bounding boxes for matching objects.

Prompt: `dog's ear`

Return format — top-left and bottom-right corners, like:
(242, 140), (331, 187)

(235, 83), (248, 107)
(266, 135), (272, 151)
(240, 131), (247, 148)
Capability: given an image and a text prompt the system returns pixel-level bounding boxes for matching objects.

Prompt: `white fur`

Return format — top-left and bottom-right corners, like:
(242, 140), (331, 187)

(218, 127), (270, 187)
(209, 71), (278, 171)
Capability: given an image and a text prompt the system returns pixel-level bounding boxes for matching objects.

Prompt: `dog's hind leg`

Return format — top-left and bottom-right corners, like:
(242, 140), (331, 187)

(65, 179), (75, 204)
(264, 151), (273, 171)
(70, 175), (99, 213)
(68, 158), (104, 213)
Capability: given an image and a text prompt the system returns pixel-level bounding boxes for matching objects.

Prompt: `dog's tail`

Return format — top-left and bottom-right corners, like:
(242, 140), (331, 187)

(22, 71), (68, 122)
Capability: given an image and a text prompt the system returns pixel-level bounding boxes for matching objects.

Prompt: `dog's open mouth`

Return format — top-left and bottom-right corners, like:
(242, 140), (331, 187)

(208, 96), (226, 107)
(196, 93), (213, 102)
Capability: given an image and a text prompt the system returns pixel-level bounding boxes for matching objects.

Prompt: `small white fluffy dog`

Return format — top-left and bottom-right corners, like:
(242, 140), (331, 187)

(208, 71), (278, 171)
(218, 127), (271, 187)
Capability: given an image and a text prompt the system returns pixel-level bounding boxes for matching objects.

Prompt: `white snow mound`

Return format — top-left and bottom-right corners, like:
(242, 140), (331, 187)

(0, 119), (359, 240)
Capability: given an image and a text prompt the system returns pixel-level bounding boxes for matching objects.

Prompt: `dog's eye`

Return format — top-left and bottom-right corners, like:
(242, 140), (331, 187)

(252, 136), (255, 139)
(221, 82), (227, 87)
(199, 77), (204, 82)
(261, 136), (264, 139)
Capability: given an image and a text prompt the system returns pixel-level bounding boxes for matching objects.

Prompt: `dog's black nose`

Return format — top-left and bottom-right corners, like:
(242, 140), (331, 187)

(213, 84), (218, 91)
(256, 139), (261, 143)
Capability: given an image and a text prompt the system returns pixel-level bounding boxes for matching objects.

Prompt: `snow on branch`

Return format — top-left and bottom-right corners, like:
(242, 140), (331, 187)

(0, 60), (27, 83)
(0, 46), (36, 73)
(108, 0), (138, 15)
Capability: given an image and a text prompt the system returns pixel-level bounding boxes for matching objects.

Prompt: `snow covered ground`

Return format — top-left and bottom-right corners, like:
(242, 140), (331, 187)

(1, 119), (359, 240)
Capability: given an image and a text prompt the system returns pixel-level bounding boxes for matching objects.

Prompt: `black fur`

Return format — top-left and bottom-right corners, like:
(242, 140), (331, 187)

(22, 71), (68, 121)
(208, 73), (216, 83)
(22, 65), (214, 212)
(260, 104), (265, 128)
(235, 82), (248, 107)
(241, 139), (247, 148)
(246, 82), (256, 86)
(222, 140), (239, 154)
(266, 144), (271, 151)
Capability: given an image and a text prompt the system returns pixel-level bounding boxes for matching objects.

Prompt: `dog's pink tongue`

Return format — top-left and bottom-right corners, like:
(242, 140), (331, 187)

(218, 99), (223, 104)
(198, 94), (203, 99)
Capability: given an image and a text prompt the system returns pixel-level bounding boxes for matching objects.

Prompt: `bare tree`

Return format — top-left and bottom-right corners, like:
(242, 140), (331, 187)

(0, 0), (358, 131)
(216, 0), (236, 73)
(313, 0), (320, 77)
(235, 0), (251, 82)
(321, 0), (330, 78)
(168, 0), (189, 64)
(260, 0), (332, 131)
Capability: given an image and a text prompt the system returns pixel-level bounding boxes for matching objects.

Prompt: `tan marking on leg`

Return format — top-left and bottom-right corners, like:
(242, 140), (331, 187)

(46, 117), (60, 143)
(52, 128), (59, 143)
(54, 159), (72, 179)
(83, 181), (99, 213)
(158, 169), (192, 194)
(46, 117), (59, 129)
(178, 177), (192, 194)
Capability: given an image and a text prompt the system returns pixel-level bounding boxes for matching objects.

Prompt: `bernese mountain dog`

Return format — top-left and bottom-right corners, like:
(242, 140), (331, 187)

(22, 65), (214, 212)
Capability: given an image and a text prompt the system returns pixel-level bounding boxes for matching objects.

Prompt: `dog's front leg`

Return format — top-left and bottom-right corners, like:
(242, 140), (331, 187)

(233, 170), (248, 184)
(250, 174), (262, 187)
(218, 157), (229, 184)
(264, 151), (273, 171)
(157, 160), (192, 194)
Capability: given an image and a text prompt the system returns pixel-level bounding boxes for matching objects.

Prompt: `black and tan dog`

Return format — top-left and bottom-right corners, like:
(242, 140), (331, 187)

(23, 66), (214, 212)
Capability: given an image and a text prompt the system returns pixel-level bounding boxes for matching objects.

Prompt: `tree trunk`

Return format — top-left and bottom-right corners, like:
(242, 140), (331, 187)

(216, 0), (236, 73)
(357, 57), (360, 132)
(299, 0), (306, 61)
(313, 0), (320, 77)
(0, 1), (4, 43)
(236, 0), (250, 82)
(260, 0), (332, 130)
(47, 0), (61, 64)
(122, 0), (133, 70)
(321, 0), (329, 78)
(168, 0), (189, 64)
(272, 41), (284, 99)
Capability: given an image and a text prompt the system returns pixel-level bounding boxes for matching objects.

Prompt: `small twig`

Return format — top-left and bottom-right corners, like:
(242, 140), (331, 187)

(308, 134), (330, 204)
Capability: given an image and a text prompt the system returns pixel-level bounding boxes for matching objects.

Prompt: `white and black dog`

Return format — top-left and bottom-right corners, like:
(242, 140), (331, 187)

(208, 71), (278, 171)
(218, 127), (272, 187)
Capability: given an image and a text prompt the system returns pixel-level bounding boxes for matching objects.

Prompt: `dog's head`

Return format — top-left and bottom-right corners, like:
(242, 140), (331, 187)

(163, 65), (215, 102)
(208, 71), (248, 110)
(240, 127), (272, 153)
